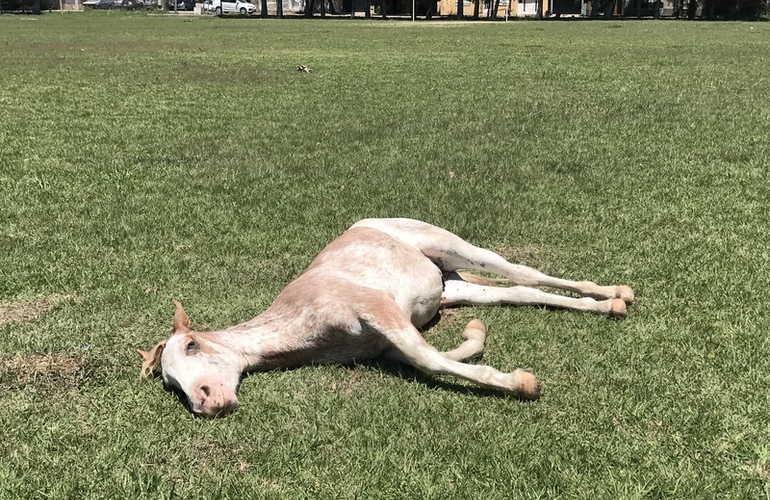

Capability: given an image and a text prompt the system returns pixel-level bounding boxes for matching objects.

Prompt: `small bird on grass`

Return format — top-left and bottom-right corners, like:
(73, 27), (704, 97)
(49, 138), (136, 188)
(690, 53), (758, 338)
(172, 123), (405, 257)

(297, 65), (311, 73)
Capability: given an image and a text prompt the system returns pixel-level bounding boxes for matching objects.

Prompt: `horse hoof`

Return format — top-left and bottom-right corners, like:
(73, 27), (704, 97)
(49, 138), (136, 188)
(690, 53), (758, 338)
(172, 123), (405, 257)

(616, 286), (635, 304)
(514, 369), (540, 400)
(609, 298), (627, 318)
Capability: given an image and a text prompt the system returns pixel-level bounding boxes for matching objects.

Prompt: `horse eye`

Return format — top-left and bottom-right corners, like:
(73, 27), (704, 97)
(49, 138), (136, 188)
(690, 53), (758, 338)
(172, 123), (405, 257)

(185, 340), (197, 352)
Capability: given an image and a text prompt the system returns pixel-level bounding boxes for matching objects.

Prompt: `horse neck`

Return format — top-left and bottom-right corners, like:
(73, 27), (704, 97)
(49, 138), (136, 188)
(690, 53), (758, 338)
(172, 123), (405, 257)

(213, 309), (302, 372)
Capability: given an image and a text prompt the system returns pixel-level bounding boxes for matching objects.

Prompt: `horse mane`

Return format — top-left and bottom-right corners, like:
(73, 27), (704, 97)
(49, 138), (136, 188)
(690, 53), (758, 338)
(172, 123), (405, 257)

(138, 340), (166, 379)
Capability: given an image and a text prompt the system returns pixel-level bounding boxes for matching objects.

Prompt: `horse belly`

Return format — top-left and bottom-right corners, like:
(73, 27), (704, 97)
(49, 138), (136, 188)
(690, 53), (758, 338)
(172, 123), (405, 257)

(387, 264), (442, 328)
(306, 226), (445, 327)
(344, 241), (443, 327)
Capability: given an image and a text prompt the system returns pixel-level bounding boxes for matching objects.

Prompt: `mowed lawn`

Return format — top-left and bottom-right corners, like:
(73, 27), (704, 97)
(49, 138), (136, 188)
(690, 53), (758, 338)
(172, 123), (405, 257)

(1, 13), (769, 498)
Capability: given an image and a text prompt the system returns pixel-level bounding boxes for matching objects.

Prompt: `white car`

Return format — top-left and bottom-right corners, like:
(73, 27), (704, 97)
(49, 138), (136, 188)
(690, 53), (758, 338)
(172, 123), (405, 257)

(210, 0), (257, 14)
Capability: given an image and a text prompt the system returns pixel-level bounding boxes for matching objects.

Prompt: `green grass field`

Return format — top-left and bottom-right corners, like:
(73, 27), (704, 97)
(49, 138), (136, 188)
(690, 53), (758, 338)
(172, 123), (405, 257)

(1, 12), (769, 498)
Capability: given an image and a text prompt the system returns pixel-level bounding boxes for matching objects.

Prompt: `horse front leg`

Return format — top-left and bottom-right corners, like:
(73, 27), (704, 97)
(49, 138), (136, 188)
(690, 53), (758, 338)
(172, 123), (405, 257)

(369, 310), (539, 399)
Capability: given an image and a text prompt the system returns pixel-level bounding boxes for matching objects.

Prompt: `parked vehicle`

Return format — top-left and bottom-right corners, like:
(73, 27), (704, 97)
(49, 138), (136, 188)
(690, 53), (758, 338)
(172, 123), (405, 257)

(88, 0), (153, 9)
(168, 0), (195, 9)
(123, 0), (153, 9)
(210, 0), (256, 15)
(92, 0), (116, 8)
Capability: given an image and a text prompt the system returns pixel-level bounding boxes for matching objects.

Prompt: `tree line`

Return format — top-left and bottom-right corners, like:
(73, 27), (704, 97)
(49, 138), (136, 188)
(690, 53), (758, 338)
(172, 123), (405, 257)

(2, 0), (767, 18)
(298, 0), (767, 19)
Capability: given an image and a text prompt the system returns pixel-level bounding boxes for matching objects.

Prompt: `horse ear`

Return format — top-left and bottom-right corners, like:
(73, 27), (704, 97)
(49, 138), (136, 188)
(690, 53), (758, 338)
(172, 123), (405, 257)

(173, 300), (191, 333)
(138, 340), (167, 379)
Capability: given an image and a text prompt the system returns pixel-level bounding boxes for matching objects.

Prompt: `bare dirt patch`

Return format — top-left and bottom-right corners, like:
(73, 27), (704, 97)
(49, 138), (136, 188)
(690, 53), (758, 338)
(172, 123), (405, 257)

(0, 352), (87, 392)
(0, 295), (69, 327)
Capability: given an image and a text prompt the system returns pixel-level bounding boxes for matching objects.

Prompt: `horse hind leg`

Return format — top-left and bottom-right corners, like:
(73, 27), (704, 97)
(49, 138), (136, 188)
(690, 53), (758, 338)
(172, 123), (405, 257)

(433, 242), (634, 304)
(352, 218), (633, 304)
(412, 224), (633, 303)
(441, 275), (627, 317)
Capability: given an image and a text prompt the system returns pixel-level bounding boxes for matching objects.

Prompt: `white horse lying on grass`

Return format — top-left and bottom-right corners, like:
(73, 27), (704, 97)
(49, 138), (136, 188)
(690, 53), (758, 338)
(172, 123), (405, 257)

(139, 218), (634, 417)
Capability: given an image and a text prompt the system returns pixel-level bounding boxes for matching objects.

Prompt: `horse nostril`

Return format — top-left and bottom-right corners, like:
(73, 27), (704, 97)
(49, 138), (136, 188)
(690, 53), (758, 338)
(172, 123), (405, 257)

(200, 385), (211, 397)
